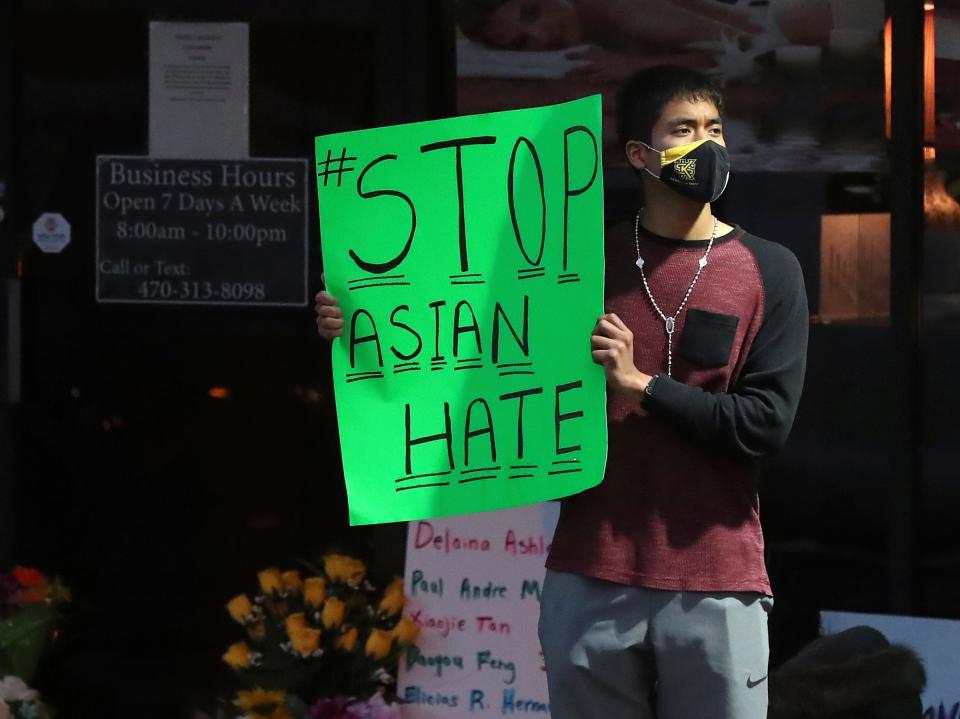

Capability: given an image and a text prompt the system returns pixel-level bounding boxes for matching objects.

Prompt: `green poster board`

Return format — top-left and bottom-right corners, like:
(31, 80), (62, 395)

(315, 96), (607, 525)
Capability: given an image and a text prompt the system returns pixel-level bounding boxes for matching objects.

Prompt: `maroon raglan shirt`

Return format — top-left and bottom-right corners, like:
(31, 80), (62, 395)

(545, 219), (809, 594)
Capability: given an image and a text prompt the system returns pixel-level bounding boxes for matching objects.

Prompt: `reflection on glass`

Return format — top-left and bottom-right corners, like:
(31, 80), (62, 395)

(819, 213), (889, 324)
(456, 0), (887, 171)
(925, 1), (960, 324)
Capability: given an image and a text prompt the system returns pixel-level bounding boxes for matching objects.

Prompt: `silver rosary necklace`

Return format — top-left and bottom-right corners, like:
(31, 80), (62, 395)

(634, 210), (717, 377)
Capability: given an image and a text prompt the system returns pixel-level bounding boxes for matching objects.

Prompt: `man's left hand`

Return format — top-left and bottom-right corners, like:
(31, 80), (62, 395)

(590, 313), (651, 398)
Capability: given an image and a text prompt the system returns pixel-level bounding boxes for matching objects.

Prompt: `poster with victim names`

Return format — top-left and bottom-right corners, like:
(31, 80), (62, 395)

(398, 503), (560, 717)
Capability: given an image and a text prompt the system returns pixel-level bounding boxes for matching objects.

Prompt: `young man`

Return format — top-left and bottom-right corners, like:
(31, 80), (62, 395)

(538, 66), (808, 719)
(316, 66), (807, 719)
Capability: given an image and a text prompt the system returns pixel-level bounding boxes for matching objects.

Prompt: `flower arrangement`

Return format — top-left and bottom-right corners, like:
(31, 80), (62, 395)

(0, 567), (69, 686)
(221, 554), (418, 719)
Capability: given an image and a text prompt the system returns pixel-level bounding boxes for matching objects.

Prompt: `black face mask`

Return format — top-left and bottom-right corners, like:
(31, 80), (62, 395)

(640, 139), (731, 204)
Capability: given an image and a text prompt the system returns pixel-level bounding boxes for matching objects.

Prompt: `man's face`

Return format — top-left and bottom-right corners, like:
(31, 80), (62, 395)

(477, 0), (582, 51)
(626, 96), (725, 175)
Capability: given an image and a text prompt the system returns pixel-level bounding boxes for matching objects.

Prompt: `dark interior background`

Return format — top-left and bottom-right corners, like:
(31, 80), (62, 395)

(0, 1), (955, 717)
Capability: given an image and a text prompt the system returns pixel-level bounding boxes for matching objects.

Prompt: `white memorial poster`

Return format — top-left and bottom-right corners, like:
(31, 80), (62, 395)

(399, 503), (559, 717)
(821, 610), (960, 718)
(149, 22), (249, 159)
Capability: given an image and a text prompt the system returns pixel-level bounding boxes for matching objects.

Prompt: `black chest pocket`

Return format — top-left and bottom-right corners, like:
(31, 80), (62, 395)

(678, 308), (739, 368)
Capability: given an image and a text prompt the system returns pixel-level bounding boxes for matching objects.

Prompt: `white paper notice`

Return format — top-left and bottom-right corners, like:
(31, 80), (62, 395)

(399, 503), (559, 718)
(149, 22), (249, 159)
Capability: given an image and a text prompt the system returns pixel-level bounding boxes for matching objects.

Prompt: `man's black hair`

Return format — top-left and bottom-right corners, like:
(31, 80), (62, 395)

(617, 66), (725, 146)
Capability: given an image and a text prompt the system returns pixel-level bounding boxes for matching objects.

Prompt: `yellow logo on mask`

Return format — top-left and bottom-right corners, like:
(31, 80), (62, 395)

(675, 158), (697, 180)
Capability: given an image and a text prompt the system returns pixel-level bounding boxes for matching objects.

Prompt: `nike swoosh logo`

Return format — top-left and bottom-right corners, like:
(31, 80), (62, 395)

(746, 675), (768, 689)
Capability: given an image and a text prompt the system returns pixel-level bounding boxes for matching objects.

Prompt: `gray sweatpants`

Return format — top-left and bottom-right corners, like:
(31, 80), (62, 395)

(538, 569), (773, 719)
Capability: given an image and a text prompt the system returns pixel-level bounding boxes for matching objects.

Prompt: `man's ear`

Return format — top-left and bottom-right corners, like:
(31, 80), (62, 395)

(625, 140), (650, 173)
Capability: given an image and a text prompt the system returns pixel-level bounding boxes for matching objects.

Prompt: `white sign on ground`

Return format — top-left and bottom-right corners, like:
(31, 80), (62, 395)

(821, 610), (960, 718)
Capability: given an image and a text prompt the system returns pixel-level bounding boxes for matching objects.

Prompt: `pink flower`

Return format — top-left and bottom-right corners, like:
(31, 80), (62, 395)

(345, 693), (401, 719)
(308, 696), (355, 719)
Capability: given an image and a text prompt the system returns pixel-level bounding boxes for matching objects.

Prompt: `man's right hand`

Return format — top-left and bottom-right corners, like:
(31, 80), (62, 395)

(315, 272), (344, 340)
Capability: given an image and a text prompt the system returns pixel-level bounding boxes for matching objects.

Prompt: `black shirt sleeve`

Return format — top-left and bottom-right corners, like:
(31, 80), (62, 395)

(644, 236), (809, 459)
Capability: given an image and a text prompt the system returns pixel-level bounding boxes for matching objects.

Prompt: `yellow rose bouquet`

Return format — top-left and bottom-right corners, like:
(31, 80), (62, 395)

(219, 552), (418, 718)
